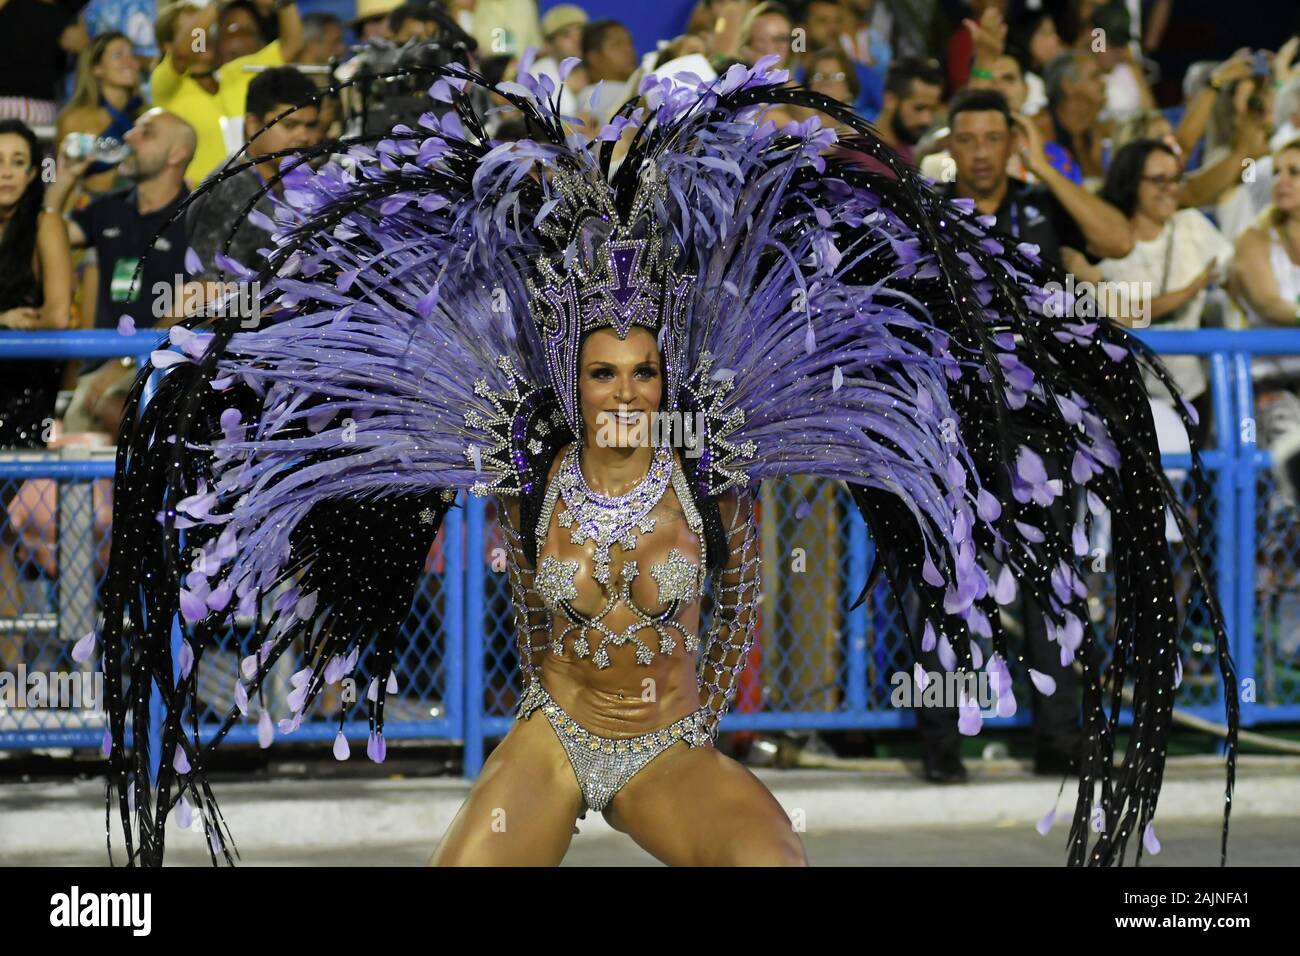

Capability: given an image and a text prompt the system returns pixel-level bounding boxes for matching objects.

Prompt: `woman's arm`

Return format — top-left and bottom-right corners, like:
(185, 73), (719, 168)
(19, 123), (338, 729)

(698, 484), (761, 741)
(1230, 226), (1298, 325)
(59, 14), (90, 54)
(1125, 48), (1158, 113)
(498, 494), (553, 693)
(1180, 106), (1269, 209)
(1144, 263), (1215, 324)
(277, 0), (305, 64)
(35, 211), (74, 329)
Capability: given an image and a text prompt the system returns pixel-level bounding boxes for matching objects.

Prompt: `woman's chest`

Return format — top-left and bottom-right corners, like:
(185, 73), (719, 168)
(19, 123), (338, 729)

(536, 493), (705, 618)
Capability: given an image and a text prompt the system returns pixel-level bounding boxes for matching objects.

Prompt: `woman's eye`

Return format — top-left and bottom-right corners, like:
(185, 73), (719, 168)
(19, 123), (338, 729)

(635, 367), (659, 379)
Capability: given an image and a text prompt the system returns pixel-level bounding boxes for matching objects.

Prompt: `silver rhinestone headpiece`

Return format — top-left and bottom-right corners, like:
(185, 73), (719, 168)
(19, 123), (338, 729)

(525, 168), (695, 439)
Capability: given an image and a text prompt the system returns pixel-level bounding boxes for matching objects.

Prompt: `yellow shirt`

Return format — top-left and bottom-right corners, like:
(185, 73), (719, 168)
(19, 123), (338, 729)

(151, 41), (284, 186)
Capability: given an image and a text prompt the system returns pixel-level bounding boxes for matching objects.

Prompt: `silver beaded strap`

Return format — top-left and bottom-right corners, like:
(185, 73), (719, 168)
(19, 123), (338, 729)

(669, 453), (707, 567)
(697, 485), (762, 741)
(497, 498), (553, 712)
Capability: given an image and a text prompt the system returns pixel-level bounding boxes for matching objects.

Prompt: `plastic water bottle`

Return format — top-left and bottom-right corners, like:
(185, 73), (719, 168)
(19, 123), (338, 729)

(61, 132), (131, 166)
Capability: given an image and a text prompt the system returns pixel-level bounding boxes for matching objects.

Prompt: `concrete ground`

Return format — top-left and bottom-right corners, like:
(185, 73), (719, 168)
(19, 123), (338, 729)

(2, 755), (1297, 866)
(7, 818), (1299, 867)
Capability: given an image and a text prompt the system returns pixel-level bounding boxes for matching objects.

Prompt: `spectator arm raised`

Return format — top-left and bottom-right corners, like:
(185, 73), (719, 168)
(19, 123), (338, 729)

(278, 1), (305, 65)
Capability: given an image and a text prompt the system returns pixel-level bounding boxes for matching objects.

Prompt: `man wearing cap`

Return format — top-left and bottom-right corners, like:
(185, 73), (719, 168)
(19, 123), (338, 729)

(541, 4), (585, 62)
(531, 4), (587, 118)
(352, 0), (402, 41)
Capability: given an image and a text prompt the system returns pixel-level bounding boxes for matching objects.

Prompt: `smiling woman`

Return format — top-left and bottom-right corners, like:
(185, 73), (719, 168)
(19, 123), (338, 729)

(427, 298), (801, 866)
(1097, 137), (1233, 430)
(581, 326), (663, 449)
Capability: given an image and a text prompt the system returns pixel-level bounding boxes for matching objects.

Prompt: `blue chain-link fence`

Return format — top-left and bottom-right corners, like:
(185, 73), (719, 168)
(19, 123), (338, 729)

(2, 329), (1297, 775)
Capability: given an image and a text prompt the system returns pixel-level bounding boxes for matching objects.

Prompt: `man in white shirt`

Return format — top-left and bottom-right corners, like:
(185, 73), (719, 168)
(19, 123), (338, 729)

(530, 4), (588, 120)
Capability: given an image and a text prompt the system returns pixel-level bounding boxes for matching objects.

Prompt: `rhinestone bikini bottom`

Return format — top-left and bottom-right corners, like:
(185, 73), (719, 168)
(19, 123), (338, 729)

(517, 681), (711, 816)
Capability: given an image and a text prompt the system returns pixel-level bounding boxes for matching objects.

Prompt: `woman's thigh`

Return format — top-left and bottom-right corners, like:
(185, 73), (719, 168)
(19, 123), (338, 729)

(429, 712), (585, 866)
(603, 743), (807, 867)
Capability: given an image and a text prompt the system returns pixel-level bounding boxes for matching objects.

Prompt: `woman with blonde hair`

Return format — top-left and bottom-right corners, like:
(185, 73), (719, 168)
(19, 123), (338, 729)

(55, 31), (144, 198)
(1230, 138), (1300, 501)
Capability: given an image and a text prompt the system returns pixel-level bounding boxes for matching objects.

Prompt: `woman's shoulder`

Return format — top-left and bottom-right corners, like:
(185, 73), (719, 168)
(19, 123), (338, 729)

(547, 443), (572, 484)
(1172, 207), (1219, 232)
(57, 104), (105, 136)
(1234, 223), (1271, 256)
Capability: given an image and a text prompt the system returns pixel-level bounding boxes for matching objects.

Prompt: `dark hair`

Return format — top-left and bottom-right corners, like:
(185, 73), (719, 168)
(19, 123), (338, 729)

(948, 87), (1012, 127)
(302, 11), (342, 39)
(479, 53), (515, 87)
(748, 0), (792, 23)
(245, 65), (319, 118)
(581, 19), (626, 58)
(220, 0), (262, 28)
(1099, 138), (1179, 218)
(884, 56), (942, 101)
(807, 48), (860, 101)
(1043, 50), (1090, 107)
(224, 0), (278, 43)
(1007, 10), (1057, 70)
(0, 120), (43, 309)
(388, 3), (432, 34)
(493, 117), (529, 142)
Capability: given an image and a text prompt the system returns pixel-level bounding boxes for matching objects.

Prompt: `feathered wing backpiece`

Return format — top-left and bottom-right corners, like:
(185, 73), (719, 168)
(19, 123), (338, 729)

(95, 54), (1236, 866)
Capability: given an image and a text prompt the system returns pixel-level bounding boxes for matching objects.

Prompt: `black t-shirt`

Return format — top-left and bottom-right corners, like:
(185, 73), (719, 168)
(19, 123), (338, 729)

(71, 185), (190, 370)
(940, 178), (1085, 269)
(185, 165), (274, 283)
(0, 0), (71, 101)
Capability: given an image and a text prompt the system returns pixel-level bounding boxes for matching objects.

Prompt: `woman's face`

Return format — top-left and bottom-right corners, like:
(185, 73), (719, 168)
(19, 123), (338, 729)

(1135, 148), (1181, 223)
(94, 37), (140, 91)
(1030, 17), (1063, 68)
(809, 56), (852, 105)
(1274, 147), (1300, 217)
(218, 6), (264, 65)
(0, 133), (36, 212)
(577, 326), (663, 448)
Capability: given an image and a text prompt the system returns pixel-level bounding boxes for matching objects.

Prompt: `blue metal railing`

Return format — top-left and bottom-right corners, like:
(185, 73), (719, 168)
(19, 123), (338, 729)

(2, 328), (1298, 772)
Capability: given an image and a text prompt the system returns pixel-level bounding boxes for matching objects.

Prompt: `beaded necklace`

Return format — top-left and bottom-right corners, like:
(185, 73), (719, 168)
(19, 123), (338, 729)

(555, 443), (674, 586)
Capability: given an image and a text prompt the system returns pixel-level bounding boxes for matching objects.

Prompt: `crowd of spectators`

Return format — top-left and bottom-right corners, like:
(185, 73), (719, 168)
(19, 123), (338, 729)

(2, 0), (1300, 773)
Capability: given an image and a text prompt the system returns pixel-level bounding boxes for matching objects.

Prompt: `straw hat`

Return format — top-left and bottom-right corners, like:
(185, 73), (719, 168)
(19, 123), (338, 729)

(541, 3), (587, 39)
(351, 0), (404, 30)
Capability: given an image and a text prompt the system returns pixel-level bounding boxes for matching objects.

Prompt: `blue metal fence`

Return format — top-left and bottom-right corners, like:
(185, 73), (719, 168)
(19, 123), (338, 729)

(2, 329), (1298, 774)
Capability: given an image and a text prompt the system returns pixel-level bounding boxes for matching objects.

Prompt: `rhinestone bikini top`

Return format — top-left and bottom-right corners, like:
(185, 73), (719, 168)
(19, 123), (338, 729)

(533, 444), (707, 667)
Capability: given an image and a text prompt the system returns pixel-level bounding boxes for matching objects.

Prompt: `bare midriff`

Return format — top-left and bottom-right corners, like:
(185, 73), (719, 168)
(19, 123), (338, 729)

(535, 451), (707, 739)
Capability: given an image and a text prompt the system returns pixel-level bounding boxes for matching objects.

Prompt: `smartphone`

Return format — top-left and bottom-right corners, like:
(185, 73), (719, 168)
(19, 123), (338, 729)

(1253, 50), (1270, 76)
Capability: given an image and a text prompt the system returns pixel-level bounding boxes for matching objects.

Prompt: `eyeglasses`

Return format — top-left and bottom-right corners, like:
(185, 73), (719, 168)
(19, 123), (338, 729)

(1141, 174), (1185, 188)
(811, 72), (848, 83)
